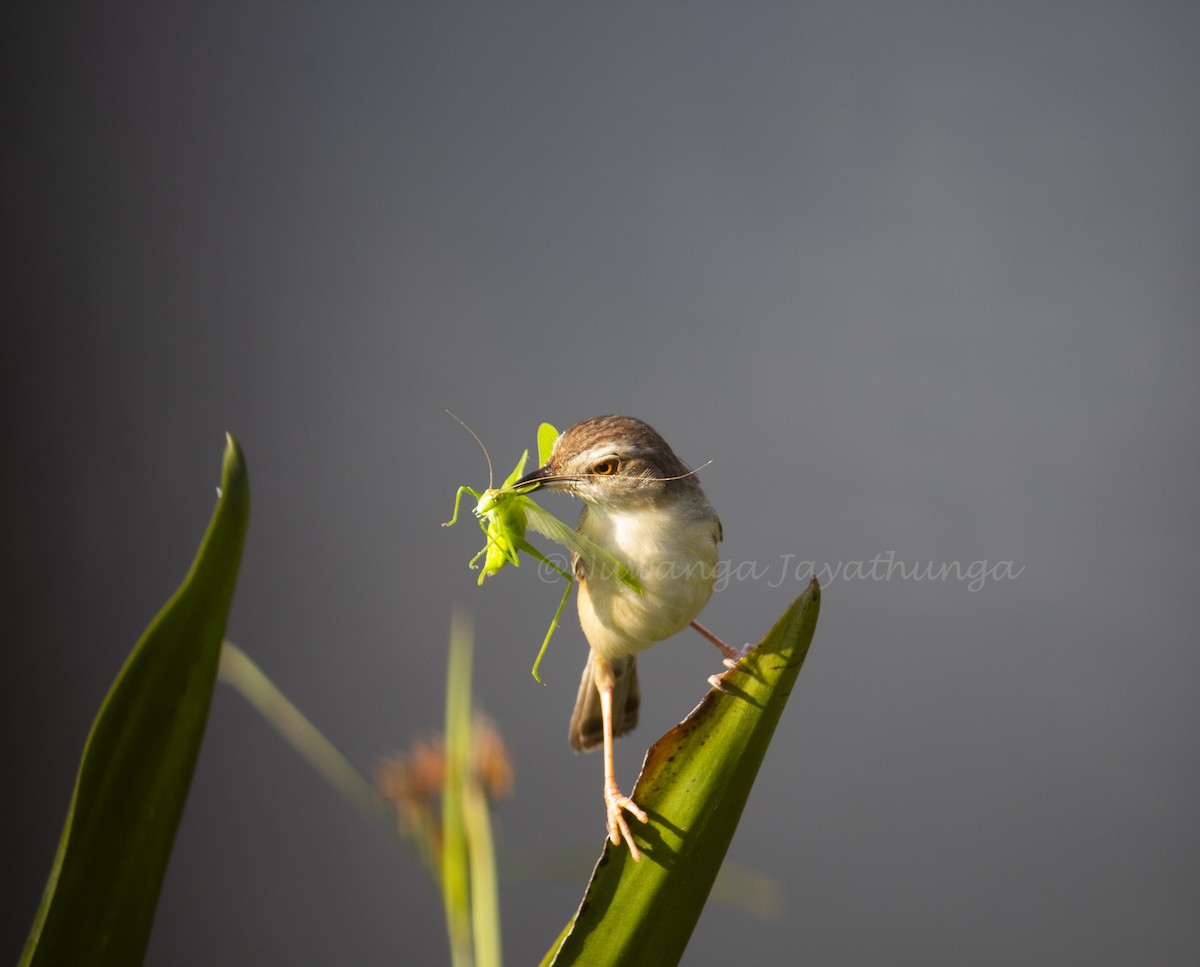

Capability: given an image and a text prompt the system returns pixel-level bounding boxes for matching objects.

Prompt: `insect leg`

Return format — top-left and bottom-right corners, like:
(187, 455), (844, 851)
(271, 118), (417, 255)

(516, 538), (573, 684)
(443, 486), (481, 527)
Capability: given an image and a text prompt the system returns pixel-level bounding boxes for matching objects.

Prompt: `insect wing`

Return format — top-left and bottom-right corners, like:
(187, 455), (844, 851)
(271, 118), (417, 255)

(536, 423), (559, 466)
(518, 496), (642, 593)
(499, 449), (530, 491)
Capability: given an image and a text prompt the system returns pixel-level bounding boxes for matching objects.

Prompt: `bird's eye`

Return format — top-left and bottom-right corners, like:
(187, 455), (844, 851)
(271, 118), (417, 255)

(592, 460), (618, 476)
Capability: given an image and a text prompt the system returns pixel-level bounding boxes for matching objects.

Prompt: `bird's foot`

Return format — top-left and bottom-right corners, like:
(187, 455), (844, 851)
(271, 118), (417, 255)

(707, 643), (756, 691)
(723, 642), (756, 668)
(604, 783), (648, 861)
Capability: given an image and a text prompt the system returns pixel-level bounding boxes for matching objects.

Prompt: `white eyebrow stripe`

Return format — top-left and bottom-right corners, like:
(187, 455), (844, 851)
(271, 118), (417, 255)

(576, 444), (622, 464)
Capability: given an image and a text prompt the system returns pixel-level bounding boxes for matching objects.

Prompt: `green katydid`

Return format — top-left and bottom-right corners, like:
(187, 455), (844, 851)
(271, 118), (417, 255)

(443, 417), (642, 684)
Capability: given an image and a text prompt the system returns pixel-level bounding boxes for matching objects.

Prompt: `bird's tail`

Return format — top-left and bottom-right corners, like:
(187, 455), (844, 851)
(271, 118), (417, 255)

(568, 651), (639, 752)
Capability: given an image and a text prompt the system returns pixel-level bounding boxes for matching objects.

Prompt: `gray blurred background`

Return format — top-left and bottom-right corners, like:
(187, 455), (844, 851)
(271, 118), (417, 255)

(5, 3), (1198, 964)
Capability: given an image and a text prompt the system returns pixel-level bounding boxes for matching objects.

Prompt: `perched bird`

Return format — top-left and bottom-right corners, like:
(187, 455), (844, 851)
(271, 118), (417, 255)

(516, 415), (735, 860)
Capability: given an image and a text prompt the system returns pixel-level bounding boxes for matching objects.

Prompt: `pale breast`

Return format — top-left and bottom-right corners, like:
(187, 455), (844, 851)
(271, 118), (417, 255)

(576, 504), (720, 660)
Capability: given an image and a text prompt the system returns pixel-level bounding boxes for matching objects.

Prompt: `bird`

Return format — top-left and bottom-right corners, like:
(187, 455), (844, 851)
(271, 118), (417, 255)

(515, 415), (736, 860)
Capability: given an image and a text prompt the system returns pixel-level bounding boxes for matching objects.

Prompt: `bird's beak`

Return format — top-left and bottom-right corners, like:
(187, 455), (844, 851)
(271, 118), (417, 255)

(514, 463), (560, 491)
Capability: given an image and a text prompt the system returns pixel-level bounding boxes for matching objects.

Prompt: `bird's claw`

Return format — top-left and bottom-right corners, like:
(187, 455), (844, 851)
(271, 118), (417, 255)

(721, 641), (756, 668)
(708, 643), (755, 691)
(604, 785), (648, 861)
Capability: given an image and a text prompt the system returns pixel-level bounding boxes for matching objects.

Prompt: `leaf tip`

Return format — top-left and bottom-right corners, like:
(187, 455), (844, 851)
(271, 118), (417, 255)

(216, 433), (250, 523)
(221, 432), (244, 475)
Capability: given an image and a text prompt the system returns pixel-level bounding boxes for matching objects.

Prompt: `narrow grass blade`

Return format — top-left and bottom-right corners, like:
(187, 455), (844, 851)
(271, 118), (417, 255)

(543, 580), (821, 967)
(442, 611), (503, 967)
(442, 611), (475, 966)
(21, 435), (250, 966)
(217, 641), (393, 829)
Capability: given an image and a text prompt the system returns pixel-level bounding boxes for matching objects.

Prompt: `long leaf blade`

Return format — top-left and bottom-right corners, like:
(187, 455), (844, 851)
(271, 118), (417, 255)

(22, 435), (250, 966)
(543, 579), (821, 966)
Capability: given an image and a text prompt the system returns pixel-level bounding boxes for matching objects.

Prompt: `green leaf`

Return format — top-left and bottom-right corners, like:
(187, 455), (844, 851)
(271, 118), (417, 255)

(542, 580), (821, 967)
(22, 434), (250, 967)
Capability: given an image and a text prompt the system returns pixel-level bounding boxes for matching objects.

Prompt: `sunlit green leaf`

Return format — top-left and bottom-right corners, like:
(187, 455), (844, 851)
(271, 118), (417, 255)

(542, 580), (821, 967)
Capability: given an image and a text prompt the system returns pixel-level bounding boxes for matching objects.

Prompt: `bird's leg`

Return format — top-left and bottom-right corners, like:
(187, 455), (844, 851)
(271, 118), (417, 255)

(690, 619), (750, 668)
(691, 620), (756, 691)
(595, 657), (648, 860)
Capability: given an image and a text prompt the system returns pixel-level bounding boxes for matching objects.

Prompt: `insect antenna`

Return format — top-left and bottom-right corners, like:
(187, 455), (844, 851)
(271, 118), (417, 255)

(445, 410), (495, 490)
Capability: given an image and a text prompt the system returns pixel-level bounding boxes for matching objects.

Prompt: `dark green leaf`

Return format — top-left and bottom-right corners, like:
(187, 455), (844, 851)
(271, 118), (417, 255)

(22, 435), (250, 966)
